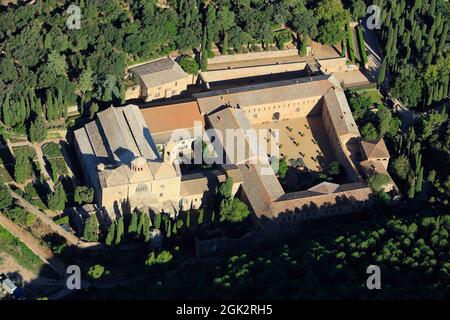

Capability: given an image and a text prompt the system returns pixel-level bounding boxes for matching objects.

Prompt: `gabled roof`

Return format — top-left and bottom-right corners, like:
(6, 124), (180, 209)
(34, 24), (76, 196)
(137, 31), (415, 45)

(195, 75), (332, 115)
(361, 139), (390, 160)
(140, 101), (204, 135)
(129, 57), (189, 88)
(308, 181), (340, 194)
(148, 161), (177, 179)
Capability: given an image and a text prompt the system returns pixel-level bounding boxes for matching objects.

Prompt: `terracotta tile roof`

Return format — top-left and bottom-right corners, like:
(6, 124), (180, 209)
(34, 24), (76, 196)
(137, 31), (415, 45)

(140, 101), (204, 135)
(308, 182), (340, 194)
(361, 139), (390, 160)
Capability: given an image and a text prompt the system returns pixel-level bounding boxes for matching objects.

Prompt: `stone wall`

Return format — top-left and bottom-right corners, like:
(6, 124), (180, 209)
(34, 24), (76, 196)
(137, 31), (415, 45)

(208, 48), (299, 65)
(143, 76), (192, 102)
(318, 57), (348, 74)
(272, 186), (373, 222)
(241, 94), (322, 124)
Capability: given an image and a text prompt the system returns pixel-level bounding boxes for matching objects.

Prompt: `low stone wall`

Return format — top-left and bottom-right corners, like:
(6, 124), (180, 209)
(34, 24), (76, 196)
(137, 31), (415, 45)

(200, 62), (307, 83)
(195, 232), (261, 258)
(271, 185), (373, 221)
(208, 49), (299, 65)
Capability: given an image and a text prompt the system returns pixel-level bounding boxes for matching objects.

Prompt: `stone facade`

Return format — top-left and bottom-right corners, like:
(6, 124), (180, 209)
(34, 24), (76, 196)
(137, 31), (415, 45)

(128, 57), (192, 102)
(73, 105), (241, 217)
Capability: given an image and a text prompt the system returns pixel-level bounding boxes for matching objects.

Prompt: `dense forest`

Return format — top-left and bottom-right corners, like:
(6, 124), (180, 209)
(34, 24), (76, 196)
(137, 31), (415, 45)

(0, 0), (448, 136)
(75, 212), (450, 299)
(0, 0), (356, 136)
(375, 0), (449, 110)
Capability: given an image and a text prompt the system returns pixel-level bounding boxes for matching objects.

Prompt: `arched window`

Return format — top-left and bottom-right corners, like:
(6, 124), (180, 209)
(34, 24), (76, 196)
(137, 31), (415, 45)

(135, 184), (148, 193)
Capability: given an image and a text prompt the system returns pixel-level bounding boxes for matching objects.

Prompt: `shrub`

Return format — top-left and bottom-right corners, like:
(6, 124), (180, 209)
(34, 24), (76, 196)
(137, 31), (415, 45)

(145, 250), (173, 266)
(55, 215), (69, 225)
(74, 186), (94, 205)
(87, 264), (106, 279)
(179, 56), (199, 75)
(367, 173), (391, 192)
(0, 183), (13, 209)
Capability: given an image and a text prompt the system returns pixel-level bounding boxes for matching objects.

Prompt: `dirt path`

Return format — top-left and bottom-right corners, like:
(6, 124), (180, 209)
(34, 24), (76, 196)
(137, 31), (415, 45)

(0, 214), (66, 276)
(9, 190), (82, 247)
(0, 252), (38, 283)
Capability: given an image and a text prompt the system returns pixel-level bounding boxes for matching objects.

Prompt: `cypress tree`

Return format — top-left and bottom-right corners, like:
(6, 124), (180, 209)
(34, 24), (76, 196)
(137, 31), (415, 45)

(437, 84), (444, 101)
(83, 214), (100, 242)
(143, 211), (151, 242)
(115, 217), (124, 245)
(46, 90), (54, 121)
(128, 210), (138, 234)
(438, 22), (448, 52)
(222, 31), (229, 55)
(416, 167), (424, 193)
(137, 211), (144, 237)
(425, 43), (436, 65)
(172, 221), (177, 235)
(105, 222), (115, 246)
(408, 179), (416, 199)
(433, 83), (440, 101)
(378, 58), (387, 86)
(429, 0), (436, 17)
(154, 213), (161, 229)
(2, 95), (12, 126)
(18, 98), (27, 125)
(29, 114), (47, 143)
(198, 208), (204, 225)
(399, 18), (405, 37)
(427, 86), (434, 106)
(186, 211), (190, 228)
(206, 5), (216, 53)
(201, 27), (208, 72)
(443, 78), (449, 98)
(166, 219), (172, 238)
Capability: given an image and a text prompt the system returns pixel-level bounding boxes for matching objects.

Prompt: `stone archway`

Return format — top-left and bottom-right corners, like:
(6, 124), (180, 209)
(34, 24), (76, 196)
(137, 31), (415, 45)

(272, 112), (280, 121)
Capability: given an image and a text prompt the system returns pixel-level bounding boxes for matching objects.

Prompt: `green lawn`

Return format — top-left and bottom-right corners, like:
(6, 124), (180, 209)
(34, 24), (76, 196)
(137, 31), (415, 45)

(0, 225), (45, 274)
(356, 88), (383, 104)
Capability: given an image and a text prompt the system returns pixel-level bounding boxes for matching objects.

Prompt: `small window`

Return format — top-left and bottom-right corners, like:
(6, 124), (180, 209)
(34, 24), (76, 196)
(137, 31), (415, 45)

(135, 184), (148, 193)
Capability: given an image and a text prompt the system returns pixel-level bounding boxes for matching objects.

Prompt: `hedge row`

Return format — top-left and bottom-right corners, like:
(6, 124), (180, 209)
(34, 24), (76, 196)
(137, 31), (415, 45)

(356, 26), (368, 65)
(346, 24), (356, 62)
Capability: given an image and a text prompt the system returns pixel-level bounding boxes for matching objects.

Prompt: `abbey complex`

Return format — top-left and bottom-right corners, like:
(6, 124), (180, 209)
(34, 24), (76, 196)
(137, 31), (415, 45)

(74, 57), (398, 234)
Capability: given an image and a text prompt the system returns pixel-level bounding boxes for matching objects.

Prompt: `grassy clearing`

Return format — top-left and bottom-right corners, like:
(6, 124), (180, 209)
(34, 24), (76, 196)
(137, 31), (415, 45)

(0, 225), (45, 274)
(356, 88), (383, 104)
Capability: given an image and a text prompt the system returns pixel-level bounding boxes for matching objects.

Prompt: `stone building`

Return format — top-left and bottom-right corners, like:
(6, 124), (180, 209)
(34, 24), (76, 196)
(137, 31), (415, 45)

(73, 104), (241, 217)
(73, 74), (396, 231)
(128, 57), (192, 102)
(194, 74), (398, 231)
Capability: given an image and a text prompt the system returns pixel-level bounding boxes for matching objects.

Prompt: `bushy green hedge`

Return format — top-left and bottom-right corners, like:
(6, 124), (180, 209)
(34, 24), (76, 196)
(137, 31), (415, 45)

(356, 26), (368, 65)
(346, 24), (356, 62)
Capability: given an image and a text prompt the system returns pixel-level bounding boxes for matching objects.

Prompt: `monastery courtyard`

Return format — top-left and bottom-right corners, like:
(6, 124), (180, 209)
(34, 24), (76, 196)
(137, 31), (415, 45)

(253, 116), (337, 173)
